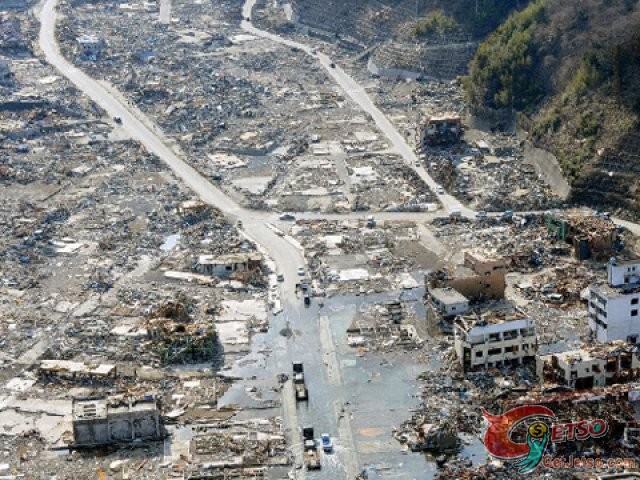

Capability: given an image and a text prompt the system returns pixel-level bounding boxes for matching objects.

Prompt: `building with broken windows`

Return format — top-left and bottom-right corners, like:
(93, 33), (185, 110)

(454, 310), (537, 371)
(537, 343), (640, 390)
(589, 259), (640, 343)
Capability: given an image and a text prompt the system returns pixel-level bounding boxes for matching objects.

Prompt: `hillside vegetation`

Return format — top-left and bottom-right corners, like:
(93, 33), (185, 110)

(464, 0), (640, 215)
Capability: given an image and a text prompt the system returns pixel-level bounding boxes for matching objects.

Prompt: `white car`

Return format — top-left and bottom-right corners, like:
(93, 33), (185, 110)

(297, 266), (305, 276)
(436, 186), (445, 195)
(475, 211), (487, 219)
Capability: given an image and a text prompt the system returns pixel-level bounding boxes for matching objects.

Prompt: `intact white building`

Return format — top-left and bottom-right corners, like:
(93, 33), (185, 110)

(429, 287), (469, 318)
(454, 310), (537, 371)
(588, 259), (640, 344)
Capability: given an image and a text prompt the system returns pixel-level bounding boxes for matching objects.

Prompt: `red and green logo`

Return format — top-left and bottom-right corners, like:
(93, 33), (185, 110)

(482, 405), (607, 473)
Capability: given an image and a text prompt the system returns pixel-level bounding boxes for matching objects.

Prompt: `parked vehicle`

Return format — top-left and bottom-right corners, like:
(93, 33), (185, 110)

(303, 427), (320, 470)
(321, 433), (333, 453)
(293, 362), (308, 401)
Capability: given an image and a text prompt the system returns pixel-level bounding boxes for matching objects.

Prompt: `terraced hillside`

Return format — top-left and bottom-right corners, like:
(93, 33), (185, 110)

(286, 0), (530, 43)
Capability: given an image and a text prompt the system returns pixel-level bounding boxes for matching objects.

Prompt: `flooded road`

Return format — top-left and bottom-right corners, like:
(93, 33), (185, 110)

(218, 287), (453, 479)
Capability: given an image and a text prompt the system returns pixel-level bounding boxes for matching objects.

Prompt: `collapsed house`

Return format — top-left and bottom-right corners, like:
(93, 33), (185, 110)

(197, 252), (263, 279)
(418, 114), (461, 148)
(145, 301), (218, 364)
(454, 310), (537, 371)
(39, 360), (117, 382)
(589, 259), (640, 344)
(547, 212), (619, 260)
(537, 343), (640, 389)
(72, 396), (162, 447)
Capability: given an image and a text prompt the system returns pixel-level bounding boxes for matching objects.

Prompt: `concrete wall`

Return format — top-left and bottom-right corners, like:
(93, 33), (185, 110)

(450, 271), (505, 300)
(523, 143), (571, 201)
(73, 419), (109, 446)
(367, 58), (421, 81)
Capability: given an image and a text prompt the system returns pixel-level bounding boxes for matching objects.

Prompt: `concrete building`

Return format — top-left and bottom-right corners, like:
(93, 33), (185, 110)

(451, 251), (508, 300)
(588, 259), (640, 343)
(72, 396), (162, 447)
(197, 252), (262, 278)
(454, 310), (537, 371)
(429, 287), (468, 318)
(426, 251), (509, 302)
(76, 34), (105, 60)
(418, 114), (461, 147)
(537, 343), (640, 389)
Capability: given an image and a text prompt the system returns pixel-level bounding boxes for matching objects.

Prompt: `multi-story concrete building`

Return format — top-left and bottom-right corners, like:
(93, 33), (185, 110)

(454, 310), (537, 371)
(537, 343), (640, 389)
(588, 259), (640, 343)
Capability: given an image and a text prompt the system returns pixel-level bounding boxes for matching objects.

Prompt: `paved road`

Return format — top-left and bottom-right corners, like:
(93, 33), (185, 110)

(39, 0), (355, 476)
(39, 0), (306, 300)
(241, 0), (471, 218)
(37, 1), (640, 478)
(159, 0), (171, 24)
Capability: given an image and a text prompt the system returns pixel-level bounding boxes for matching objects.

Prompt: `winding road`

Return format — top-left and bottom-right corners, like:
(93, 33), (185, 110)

(36, 0), (640, 478)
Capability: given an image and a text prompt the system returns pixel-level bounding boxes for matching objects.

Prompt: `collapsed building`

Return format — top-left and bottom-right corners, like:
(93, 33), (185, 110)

(454, 310), (537, 371)
(589, 259), (640, 344)
(197, 252), (263, 279)
(417, 114), (462, 148)
(39, 360), (117, 382)
(537, 343), (640, 390)
(547, 212), (620, 260)
(75, 34), (104, 60)
(72, 396), (162, 447)
(145, 301), (218, 365)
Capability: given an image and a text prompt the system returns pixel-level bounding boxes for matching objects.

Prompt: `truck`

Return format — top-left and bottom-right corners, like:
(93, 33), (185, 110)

(303, 426), (321, 470)
(293, 362), (308, 401)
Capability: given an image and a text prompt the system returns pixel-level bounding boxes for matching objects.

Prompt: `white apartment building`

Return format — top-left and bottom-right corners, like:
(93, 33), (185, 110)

(454, 310), (537, 371)
(588, 259), (640, 344)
